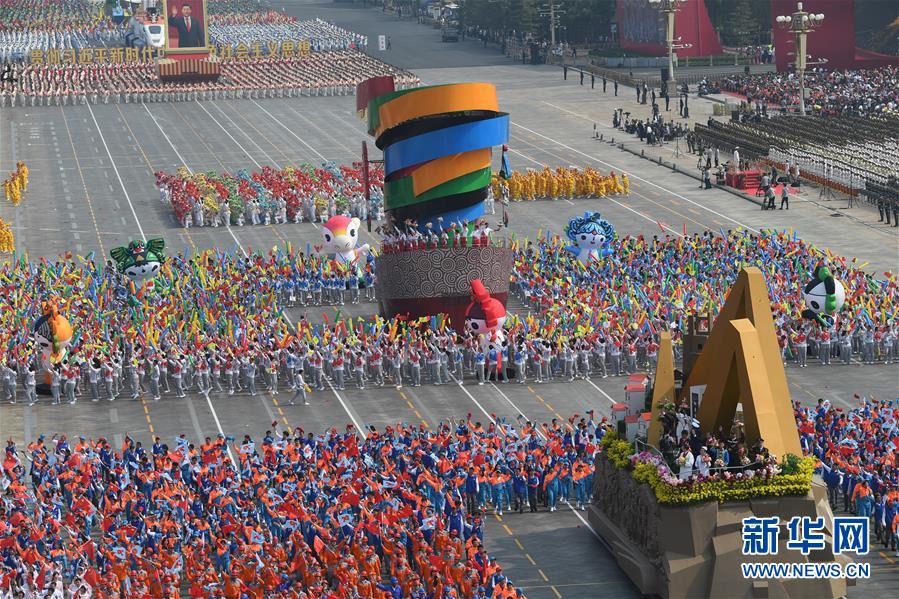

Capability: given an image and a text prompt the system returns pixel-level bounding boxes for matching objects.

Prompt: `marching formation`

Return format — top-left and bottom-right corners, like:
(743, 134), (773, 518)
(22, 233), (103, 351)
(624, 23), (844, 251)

(494, 167), (628, 202)
(0, 218), (13, 254)
(210, 17), (368, 54)
(0, 414), (609, 597)
(0, 52), (420, 107)
(157, 164), (384, 229)
(0, 229), (893, 408)
(2, 161), (28, 207)
(510, 230), (896, 376)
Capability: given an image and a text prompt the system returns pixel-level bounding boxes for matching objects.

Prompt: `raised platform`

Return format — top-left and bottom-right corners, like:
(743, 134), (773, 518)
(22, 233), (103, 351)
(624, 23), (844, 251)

(375, 244), (513, 327)
(588, 454), (854, 599)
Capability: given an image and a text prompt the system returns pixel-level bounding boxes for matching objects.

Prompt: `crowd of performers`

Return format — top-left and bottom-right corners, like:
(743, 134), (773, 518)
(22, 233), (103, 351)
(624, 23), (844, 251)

(0, 229), (893, 407)
(156, 165), (384, 229)
(0, 413), (606, 597)
(492, 168), (629, 202)
(510, 229), (896, 377)
(798, 397), (899, 554)
(2, 161), (28, 207)
(0, 2), (365, 59)
(0, 52), (420, 107)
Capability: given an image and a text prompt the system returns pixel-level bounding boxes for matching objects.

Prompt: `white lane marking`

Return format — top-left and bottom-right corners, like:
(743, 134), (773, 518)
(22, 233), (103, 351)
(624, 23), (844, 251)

(251, 100), (328, 162)
(447, 373), (498, 427)
(583, 378), (618, 404)
(207, 101), (281, 168)
(85, 103), (146, 241)
(142, 104), (249, 258)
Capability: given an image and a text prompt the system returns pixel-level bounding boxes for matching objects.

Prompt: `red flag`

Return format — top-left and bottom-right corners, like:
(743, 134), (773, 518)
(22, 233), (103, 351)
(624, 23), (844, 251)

(313, 535), (325, 554)
(81, 539), (96, 562)
(21, 547), (39, 565)
(429, 555), (445, 571)
(83, 567), (100, 588)
(339, 490), (360, 507)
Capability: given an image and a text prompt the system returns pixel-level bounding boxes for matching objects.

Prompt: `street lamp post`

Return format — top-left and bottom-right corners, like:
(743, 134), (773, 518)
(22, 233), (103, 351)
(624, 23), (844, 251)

(539, 1), (565, 49)
(648, 0), (687, 96)
(776, 2), (824, 116)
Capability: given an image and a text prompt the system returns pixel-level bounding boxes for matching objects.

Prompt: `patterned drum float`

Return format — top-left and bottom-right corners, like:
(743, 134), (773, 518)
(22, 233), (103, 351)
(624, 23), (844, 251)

(357, 77), (512, 325)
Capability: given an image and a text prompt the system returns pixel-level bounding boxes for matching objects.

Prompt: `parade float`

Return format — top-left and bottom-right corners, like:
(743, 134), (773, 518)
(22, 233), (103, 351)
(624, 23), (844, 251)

(356, 77), (513, 326)
(588, 268), (855, 599)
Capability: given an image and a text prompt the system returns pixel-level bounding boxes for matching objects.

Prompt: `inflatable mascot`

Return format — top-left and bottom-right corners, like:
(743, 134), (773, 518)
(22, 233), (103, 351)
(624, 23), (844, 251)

(802, 264), (845, 328)
(33, 300), (73, 393)
(465, 279), (507, 351)
(321, 215), (370, 267)
(564, 212), (615, 263)
(110, 238), (167, 283)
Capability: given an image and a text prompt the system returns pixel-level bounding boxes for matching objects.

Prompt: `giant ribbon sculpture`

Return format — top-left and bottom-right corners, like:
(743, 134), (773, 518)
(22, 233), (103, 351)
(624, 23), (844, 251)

(357, 77), (513, 326)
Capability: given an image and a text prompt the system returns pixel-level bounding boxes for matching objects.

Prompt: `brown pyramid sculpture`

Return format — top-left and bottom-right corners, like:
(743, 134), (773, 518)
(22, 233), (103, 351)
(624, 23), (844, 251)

(680, 267), (801, 459)
(647, 331), (675, 447)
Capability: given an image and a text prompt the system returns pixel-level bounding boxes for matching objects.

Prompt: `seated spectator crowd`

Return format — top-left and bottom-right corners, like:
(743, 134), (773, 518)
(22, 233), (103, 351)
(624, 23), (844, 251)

(693, 112), (898, 209)
(717, 66), (899, 117)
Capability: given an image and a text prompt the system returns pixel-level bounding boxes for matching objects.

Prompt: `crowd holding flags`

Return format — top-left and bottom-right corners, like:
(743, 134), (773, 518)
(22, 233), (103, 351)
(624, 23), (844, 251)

(157, 163), (384, 228)
(0, 412), (612, 597)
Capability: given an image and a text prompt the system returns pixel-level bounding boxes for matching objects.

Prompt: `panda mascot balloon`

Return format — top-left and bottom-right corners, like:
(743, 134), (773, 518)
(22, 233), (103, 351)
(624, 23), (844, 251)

(802, 264), (845, 328)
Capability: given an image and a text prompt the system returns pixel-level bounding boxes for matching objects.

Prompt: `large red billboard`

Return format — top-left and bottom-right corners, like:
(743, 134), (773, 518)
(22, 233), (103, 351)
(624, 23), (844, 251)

(616, 0), (722, 58)
(771, 0), (899, 71)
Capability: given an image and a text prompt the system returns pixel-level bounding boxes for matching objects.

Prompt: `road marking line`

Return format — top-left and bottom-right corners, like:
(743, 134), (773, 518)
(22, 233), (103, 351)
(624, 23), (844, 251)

(251, 100), (327, 161)
(85, 103), (146, 241)
(488, 380), (531, 420)
(538, 569), (548, 582)
(502, 524), (514, 536)
(526, 553), (536, 565)
(58, 106), (106, 256)
(142, 104), (244, 256)
(514, 538), (524, 550)
(551, 586), (562, 598)
(584, 378), (618, 404)
(448, 373), (497, 426)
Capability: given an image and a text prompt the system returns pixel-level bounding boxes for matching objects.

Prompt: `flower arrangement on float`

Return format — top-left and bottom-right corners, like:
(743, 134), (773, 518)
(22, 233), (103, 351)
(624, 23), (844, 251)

(600, 432), (816, 505)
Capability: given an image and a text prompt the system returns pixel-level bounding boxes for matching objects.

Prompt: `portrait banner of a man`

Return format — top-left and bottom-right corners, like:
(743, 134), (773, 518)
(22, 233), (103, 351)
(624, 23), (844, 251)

(163, 0), (209, 52)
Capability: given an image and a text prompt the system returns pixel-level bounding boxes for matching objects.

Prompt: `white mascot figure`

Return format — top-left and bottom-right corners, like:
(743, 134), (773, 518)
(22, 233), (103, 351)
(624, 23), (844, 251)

(465, 279), (507, 353)
(320, 215), (370, 267)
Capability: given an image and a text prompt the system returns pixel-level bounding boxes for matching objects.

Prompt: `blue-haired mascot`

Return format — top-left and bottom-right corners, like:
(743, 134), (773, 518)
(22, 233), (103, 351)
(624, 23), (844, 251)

(564, 212), (615, 263)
